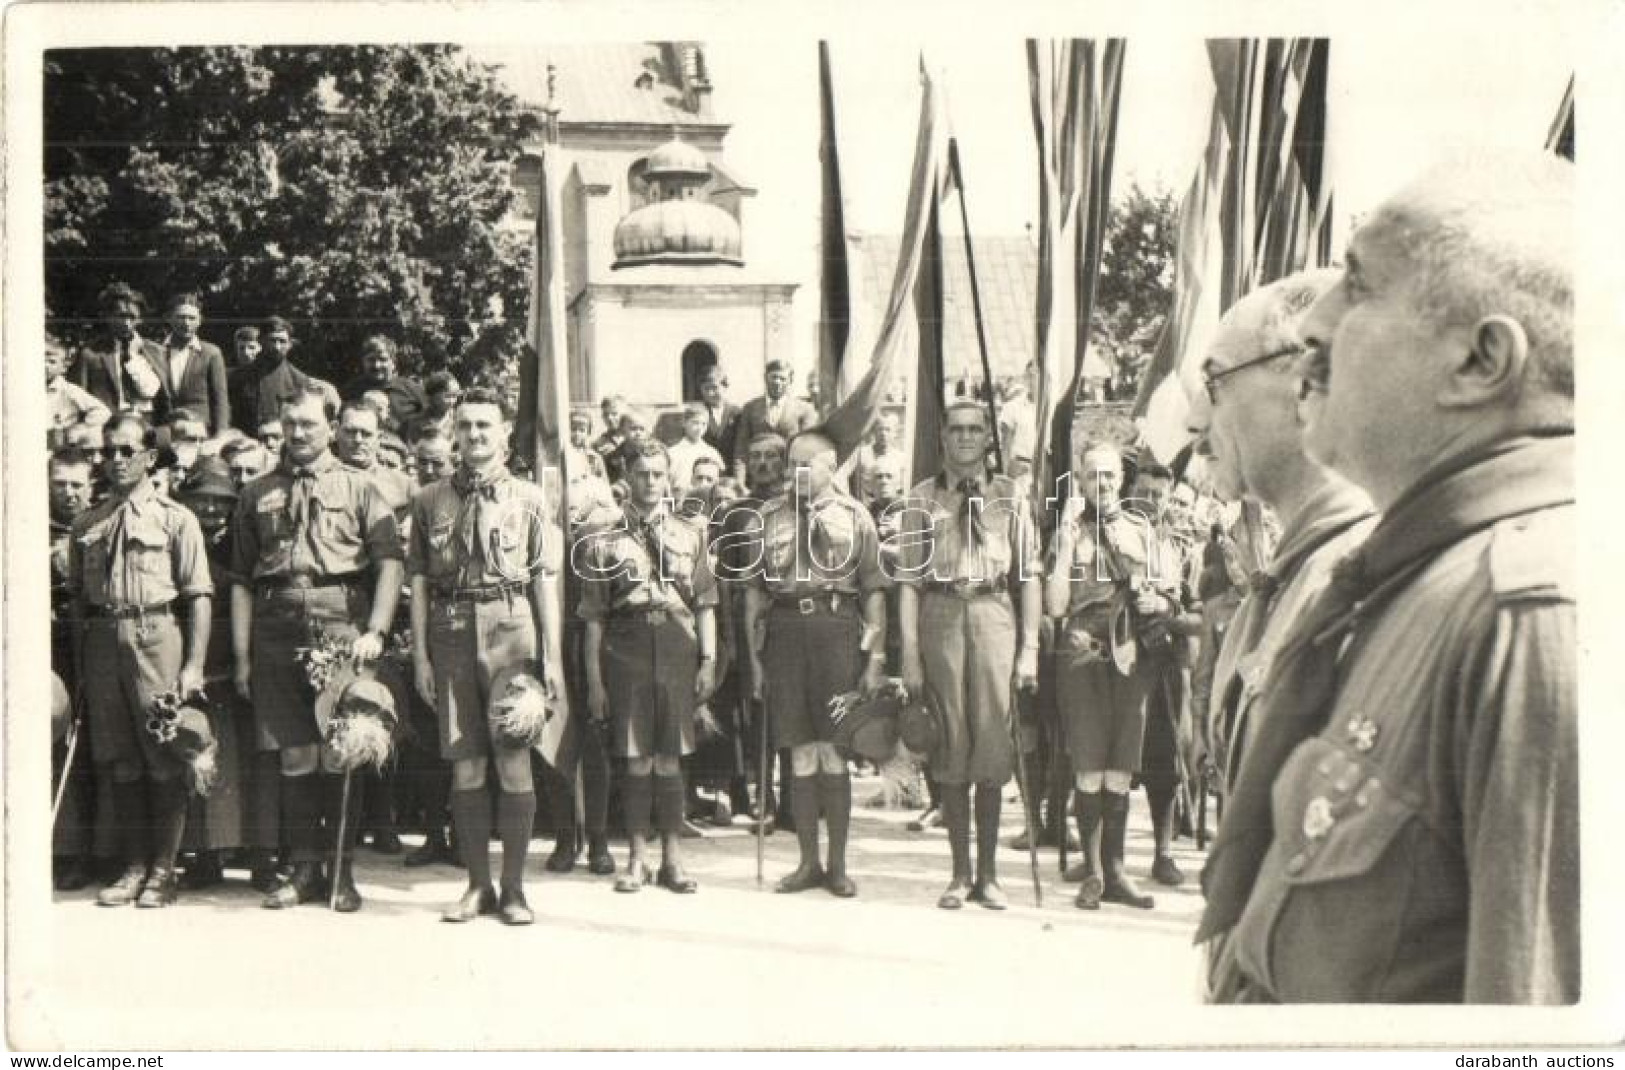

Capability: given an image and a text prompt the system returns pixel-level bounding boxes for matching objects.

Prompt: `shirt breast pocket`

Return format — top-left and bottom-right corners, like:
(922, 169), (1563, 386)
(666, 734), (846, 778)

(427, 519), (456, 570)
(256, 503), (292, 544)
(125, 518), (172, 586)
(1246, 744), (1423, 1001)
(311, 488), (360, 550)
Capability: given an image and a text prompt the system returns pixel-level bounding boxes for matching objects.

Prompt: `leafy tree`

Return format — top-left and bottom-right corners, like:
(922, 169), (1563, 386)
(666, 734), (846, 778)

(44, 45), (537, 383)
(1088, 183), (1177, 399)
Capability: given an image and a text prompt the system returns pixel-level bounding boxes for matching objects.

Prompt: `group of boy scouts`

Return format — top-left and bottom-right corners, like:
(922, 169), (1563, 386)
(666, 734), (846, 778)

(44, 147), (1577, 1004)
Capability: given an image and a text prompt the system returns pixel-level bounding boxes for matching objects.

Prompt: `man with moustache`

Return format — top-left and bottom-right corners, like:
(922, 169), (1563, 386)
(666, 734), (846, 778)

(67, 413), (214, 907)
(230, 385), (403, 912)
(1203, 152), (1577, 1003)
(410, 387), (564, 924)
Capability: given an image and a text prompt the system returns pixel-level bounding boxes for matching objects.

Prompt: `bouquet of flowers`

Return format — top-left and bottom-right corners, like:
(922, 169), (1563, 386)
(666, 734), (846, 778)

(144, 689), (219, 796)
(296, 631), (353, 698)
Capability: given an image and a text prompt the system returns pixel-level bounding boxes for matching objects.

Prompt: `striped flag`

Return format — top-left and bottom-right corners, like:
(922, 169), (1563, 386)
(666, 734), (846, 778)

(820, 57), (952, 482)
(818, 41), (854, 404)
(1134, 39), (1334, 463)
(1027, 38), (1126, 506)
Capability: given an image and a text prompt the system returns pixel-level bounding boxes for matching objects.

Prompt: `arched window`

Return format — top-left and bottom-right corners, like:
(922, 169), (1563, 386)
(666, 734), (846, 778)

(681, 340), (719, 402)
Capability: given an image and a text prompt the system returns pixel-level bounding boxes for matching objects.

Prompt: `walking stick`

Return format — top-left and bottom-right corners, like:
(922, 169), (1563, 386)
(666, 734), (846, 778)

(1156, 673), (1198, 842)
(1008, 683), (1043, 908)
(52, 713), (82, 826)
(329, 766), (354, 911)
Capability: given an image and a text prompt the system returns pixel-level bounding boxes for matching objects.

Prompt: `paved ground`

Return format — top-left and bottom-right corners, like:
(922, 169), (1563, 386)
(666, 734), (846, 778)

(22, 781), (1210, 1049)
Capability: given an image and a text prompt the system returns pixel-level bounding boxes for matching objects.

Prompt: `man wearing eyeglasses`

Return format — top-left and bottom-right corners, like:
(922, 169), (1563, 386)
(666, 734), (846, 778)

(66, 412), (214, 908)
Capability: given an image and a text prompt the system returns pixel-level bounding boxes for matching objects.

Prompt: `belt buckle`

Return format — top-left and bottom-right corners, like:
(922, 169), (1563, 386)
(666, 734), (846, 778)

(797, 597), (816, 616)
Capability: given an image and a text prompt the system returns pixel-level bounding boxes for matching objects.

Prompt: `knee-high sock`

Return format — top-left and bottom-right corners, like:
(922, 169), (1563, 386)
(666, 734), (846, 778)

(497, 791), (535, 890)
(541, 763), (577, 845)
(581, 731), (610, 836)
(940, 782), (972, 880)
(148, 777), (190, 871)
(322, 772), (363, 859)
(280, 772), (324, 864)
(654, 773), (686, 836)
(926, 774), (942, 810)
(777, 751), (795, 819)
(622, 774), (652, 837)
(248, 751), (282, 853)
(450, 787), (493, 887)
(973, 781), (1002, 883)
(110, 778), (151, 869)
(789, 775), (821, 866)
(1074, 790), (1104, 880)
(1102, 790), (1134, 874)
(1145, 780), (1177, 859)
(818, 772), (852, 875)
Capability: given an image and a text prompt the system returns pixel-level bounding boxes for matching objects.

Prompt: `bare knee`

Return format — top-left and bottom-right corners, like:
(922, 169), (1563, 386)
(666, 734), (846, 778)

(815, 743), (845, 775)
(626, 757), (654, 777)
(652, 755), (681, 777)
(1102, 770), (1133, 793)
(281, 745), (319, 777)
(452, 757), (489, 792)
(492, 750), (532, 793)
(1075, 771), (1105, 792)
(790, 745), (819, 778)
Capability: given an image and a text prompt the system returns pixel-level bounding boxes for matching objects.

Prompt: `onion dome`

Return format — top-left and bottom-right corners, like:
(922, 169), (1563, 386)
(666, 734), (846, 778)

(613, 135), (743, 268)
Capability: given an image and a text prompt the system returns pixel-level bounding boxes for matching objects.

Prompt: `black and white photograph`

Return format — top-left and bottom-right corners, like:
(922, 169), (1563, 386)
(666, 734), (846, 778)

(4, 0), (1619, 1054)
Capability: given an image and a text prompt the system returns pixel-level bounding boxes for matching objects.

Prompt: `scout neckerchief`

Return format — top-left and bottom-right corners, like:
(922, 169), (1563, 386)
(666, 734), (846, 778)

(285, 452), (326, 536)
(1196, 431), (1574, 944)
(452, 463), (505, 579)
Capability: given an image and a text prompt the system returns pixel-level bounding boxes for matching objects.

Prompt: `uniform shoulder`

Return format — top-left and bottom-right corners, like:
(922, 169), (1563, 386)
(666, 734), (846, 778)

(985, 474), (1028, 499)
(905, 475), (942, 500)
(70, 500), (113, 534)
(1486, 504), (1574, 605)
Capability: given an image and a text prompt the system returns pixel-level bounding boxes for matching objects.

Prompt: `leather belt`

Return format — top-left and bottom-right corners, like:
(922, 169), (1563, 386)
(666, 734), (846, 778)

(255, 572), (365, 592)
(433, 580), (527, 603)
(922, 575), (1009, 598)
(86, 603), (174, 620)
(772, 591), (858, 616)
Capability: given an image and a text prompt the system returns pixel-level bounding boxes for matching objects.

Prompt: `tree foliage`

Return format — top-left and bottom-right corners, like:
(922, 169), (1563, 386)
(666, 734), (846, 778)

(1089, 183), (1177, 399)
(44, 45), (537, 383)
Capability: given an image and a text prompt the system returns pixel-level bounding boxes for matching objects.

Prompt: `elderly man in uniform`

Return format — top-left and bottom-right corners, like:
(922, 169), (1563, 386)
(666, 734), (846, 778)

(579, 441), (720, 893)
(67, 413), (214, 907)
(230, 384), (403, 913)
(898, 400), (1041, 910)
(409, 387), (564, 924)
(744, 430), (889, 897)
(1045, 442), (1181, 910)
(1202, 152), (1577, 1003)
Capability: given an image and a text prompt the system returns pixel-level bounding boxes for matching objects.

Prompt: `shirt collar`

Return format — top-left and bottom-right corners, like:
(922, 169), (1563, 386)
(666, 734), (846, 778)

(281, 449), (338, 480)
(453, 461), (508, 493)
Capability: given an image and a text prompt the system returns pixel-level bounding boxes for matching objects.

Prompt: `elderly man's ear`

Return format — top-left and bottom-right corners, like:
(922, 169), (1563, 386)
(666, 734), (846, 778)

(1438, 315), (1530, 409)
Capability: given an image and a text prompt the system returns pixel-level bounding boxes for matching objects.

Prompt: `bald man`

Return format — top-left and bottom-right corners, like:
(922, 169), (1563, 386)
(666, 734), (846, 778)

(1202, 151), (1577, 1003)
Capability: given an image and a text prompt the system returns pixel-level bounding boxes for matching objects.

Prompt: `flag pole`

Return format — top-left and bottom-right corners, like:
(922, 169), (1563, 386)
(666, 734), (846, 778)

(946, 137), (1005, 472)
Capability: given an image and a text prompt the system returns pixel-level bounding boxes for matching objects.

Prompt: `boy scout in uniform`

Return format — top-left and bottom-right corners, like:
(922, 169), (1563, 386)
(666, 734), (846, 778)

(744, 430), (888, 898)
(230, 384), (403, 913)
(409, 387), (563, 925)
(897, 401), (1041, 910)
(67, 412), (214, 908)
(579, 441), (719, 894)
(1044, 442), (1180, 910)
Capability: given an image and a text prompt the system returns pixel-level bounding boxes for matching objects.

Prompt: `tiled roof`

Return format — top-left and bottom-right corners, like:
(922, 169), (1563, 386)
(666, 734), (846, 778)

(849, 232), (1036, 381)
(471, 43), (719, 128)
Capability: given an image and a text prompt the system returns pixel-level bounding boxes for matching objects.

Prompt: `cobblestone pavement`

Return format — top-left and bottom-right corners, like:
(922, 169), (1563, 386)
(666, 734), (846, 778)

(26, 781), (1209, 1049)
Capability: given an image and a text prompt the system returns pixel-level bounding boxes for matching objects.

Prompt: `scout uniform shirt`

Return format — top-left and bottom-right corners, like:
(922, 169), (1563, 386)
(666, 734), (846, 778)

(1051, 504), (1180, 652)
(230, 449), (402, 583)
(749, 489), (888, 601)
(67, 478), (213, 612)
(407, 465), (559, 593)
(895, 472), (1039, 589)
(577, 501), (719, 622)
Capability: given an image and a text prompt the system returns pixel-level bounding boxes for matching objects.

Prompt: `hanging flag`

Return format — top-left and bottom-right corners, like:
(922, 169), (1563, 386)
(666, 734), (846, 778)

(821, 57), (952, 478)
(818, 41), (855, 404)
(1134, 38), (1334, 463)
(1027, 38), (1126, 507)
(1547, 75), (1575, 160)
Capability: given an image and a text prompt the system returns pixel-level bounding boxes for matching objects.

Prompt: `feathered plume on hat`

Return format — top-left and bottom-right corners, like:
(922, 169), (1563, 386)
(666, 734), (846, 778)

(145, 690), (220, 796)
(488, 666), (555, 750)
(325, 677), (397, 772)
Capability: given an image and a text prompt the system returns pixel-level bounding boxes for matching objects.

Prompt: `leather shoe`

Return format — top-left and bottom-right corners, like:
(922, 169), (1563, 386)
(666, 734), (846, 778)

(263, 863), (325, 910)
(331, 864), (363, 913)
(657, 863), (698, 894)
(498, 886), (534, 925)
(586, 837), (616, 876)
(1063, 861), (1092, 883)
(544, 834), (580, 874)
(906, 807), (939, 833)
(937, 878), (972, 910)
(1074, 874), (1103, 910)
(1151, 854), (1185, 887)
(182, 852), (223, 890)
(614, 860), (651, 893)
(249, 858), (281, 895)
(442, 884), (498, 923)
(53, 859), (90, 892)
(97, 863), (148, 907)
(405, 833), (454, 868)
(774, 862), (825, 894)
(1102, 872), (1154, 910)
(369, 831), (404, 855)
(136, 867), (179, 908)
(824, 871), (857, 898)
(970, 879), (1008, 910)
(710, 796), (734, 828)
